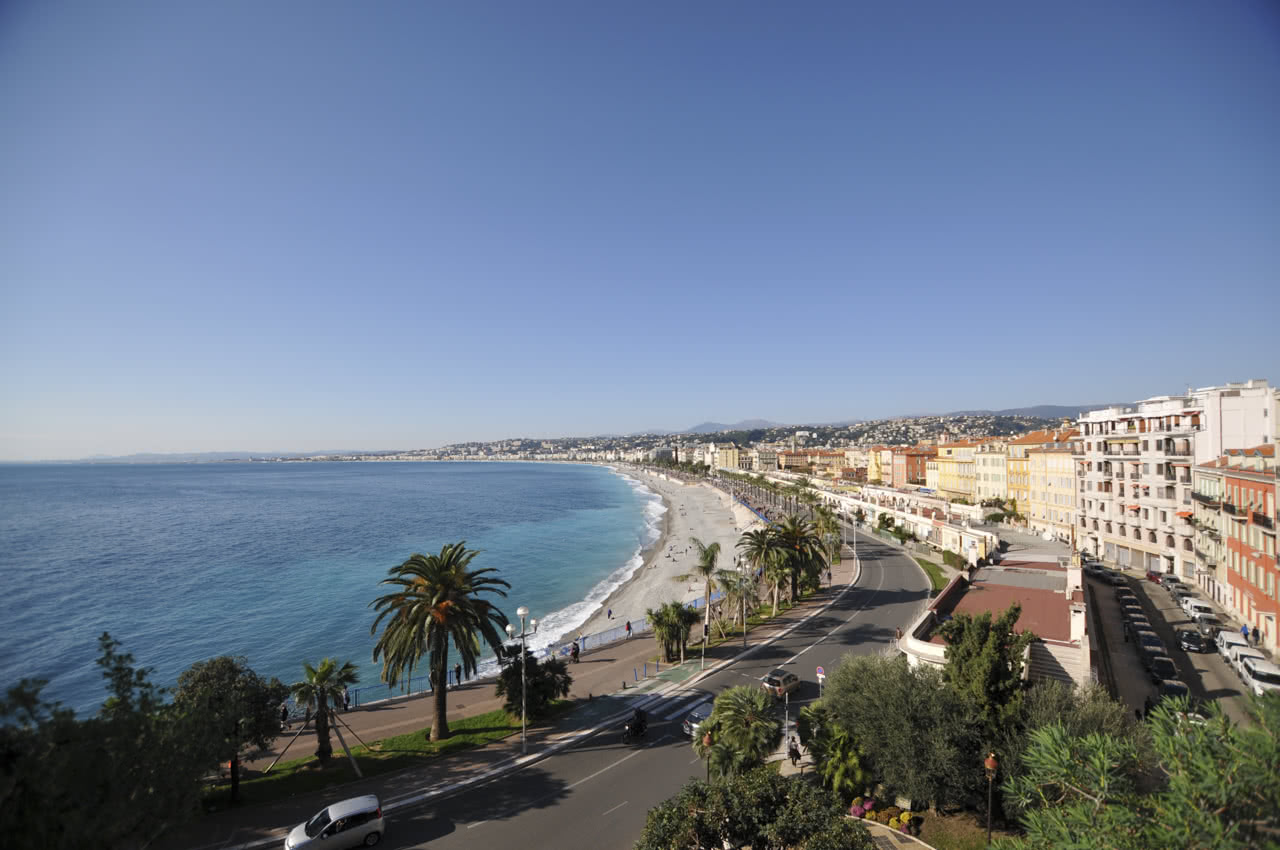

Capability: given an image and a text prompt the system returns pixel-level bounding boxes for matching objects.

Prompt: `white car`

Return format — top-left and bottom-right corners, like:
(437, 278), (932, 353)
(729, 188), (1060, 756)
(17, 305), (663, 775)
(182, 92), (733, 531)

(1240, 657), (1280, 697)
(285, 795), (384, 849)
(1228, 644), (1267, 680)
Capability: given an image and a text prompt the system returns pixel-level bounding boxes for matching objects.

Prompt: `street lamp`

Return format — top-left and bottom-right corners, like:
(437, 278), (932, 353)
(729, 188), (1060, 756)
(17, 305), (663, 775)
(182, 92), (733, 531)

(738, 556), (747, 650)
(504, 606), (538, 755)
(984, 751), (998, 845)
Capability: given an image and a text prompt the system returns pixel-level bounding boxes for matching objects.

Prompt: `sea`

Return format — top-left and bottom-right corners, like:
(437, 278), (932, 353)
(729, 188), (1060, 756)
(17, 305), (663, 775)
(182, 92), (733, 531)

(0, 461), (664, 716)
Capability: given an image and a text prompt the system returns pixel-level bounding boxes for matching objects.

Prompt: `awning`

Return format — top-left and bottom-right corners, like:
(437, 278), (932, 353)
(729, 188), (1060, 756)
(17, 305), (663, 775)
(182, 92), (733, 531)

(1176, 511), (1192, 518)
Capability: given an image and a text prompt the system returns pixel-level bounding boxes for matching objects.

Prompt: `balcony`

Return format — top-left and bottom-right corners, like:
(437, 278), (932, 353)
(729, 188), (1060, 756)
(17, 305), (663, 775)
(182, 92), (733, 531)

(1222, 502), (1238, 515)
(1165, 448), (1192, 457)
(1254, 511), (1274, 530)
(1129, 473), (1140, 480)
(1191, 491), (1220, 506)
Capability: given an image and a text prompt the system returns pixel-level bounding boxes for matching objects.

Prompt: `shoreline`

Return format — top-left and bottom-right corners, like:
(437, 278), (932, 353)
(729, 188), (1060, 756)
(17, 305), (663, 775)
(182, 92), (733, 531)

(572, 467), (762, 639)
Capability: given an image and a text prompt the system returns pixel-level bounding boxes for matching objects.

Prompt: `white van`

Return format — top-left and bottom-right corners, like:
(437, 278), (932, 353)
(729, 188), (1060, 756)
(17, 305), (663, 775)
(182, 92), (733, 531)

(1186, 601), (1213, 620)
(1240, 657), (1280, 697)
(1217, 630), (1249, 660)
(1228, 644), (1266, 679)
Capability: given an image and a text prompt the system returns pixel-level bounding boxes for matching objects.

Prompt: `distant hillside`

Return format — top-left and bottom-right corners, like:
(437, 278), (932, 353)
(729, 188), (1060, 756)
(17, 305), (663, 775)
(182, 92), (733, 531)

(64, 449), (394, 463)
(944, 404), (1125, 420)
(682, 419), (784, 434)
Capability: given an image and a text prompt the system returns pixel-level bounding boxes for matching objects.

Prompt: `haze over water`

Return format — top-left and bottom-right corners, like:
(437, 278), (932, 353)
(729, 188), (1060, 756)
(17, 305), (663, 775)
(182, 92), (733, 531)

(0, 462), (661, 715)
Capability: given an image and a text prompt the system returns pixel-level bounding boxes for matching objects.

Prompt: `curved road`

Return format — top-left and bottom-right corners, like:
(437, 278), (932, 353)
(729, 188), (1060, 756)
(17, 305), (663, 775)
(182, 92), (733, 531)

(379, 527), (931, 850)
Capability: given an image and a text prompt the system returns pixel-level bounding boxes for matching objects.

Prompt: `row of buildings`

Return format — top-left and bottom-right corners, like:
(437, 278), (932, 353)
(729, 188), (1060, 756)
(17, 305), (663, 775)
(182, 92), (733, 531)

(683, 381), (1279, 652)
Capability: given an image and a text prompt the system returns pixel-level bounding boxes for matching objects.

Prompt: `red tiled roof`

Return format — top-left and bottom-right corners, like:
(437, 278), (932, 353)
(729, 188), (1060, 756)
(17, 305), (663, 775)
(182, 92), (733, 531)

(931, 580), (1072, 642)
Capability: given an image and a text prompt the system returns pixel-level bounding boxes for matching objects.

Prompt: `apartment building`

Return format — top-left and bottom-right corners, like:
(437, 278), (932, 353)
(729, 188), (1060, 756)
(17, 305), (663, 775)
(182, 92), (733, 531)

(935, 440), (980, 501)
(894, 445), (937, 486)
(1192, 446), (1277, 650)
(975, 440), (1009, 502)
(867, 447), (889, 484)
(1075, 381), (1275, 577)
(751, 447), (779, 472)
(1008, 428), (1077, 516)
(1028, 438), (1081, 543)
(713, 445), (741, 471)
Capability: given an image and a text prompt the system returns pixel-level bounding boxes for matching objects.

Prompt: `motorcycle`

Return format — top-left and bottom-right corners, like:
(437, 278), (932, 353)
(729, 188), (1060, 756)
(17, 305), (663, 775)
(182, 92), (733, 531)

(622, 718), (647, 743)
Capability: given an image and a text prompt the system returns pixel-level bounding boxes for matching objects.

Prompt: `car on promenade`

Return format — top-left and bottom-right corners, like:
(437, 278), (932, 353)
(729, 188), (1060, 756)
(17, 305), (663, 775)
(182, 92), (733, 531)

(682, 701), (712, 738)
(286, 795), (384, 849)
(1176, 629), (1206, 653)
(761, 669), (800, 699)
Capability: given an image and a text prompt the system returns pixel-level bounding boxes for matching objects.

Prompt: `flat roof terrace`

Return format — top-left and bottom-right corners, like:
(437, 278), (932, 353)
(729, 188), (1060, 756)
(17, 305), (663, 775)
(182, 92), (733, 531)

(927, 564), (1073, 643)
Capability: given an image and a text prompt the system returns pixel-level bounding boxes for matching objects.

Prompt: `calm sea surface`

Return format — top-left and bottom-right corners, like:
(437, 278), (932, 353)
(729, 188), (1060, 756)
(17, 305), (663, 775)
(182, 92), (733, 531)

(0, 461), (661, 715)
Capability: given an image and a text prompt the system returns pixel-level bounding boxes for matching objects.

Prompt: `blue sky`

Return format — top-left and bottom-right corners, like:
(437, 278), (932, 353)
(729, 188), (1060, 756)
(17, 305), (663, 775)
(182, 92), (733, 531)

(2, 1), (1278, 460)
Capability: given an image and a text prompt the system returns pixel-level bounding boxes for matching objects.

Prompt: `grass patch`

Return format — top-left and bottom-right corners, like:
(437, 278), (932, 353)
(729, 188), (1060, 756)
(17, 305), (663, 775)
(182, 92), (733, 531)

(914, 557), (949, 595)
(916, 810), (1018, 850)
(205, 703), (570, 809)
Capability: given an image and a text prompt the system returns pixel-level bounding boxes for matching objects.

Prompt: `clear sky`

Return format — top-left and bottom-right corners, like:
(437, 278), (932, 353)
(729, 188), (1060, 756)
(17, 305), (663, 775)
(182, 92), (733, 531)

(2, 1), (1278, 460)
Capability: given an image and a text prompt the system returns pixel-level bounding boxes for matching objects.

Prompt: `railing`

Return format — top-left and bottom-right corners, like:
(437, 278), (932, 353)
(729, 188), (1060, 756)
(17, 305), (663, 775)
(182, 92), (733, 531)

(1191, 491), (1219, 506)
(1222, 503), (1238, 515)
(1254, 511), (1274, 529)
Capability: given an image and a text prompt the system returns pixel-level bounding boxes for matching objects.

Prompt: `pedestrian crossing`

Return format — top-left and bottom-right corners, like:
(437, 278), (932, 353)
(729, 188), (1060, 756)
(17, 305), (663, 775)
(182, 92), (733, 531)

(649, 691), (714, 723)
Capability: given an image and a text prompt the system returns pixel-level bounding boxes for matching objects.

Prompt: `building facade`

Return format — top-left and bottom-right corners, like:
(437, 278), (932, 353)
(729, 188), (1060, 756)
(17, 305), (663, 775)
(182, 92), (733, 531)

(1075, 382), (1275, 576)
(975, 441), (1009, 502)
(1028, 440), (1080, 544)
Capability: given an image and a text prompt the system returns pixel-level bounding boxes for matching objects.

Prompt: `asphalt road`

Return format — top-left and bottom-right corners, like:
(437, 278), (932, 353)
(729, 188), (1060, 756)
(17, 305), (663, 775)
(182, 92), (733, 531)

(376, 527), (932, 850)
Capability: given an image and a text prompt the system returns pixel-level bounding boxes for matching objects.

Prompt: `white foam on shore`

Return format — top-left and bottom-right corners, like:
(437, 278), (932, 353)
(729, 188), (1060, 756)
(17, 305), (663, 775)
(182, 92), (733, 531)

(435, 468), (667, 685)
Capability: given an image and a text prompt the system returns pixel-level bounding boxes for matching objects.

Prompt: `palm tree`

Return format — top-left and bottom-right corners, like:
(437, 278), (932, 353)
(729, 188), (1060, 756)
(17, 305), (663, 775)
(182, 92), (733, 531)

(369, 542), (510, 741)
(290, 657), (360, 763)
(775, 514), (823, 599)
(799, 703), (868, 802)
(692, 685), (782, 780)
(674, 537), (720, 644)
(814, 504), (839, 571)
(738, 526), (785, 614)
(645, 600), (700, 663)
(714, 567), (751, 634)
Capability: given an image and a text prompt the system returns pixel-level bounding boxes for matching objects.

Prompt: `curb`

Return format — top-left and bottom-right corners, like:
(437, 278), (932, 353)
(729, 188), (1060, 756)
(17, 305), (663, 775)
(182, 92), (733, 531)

(185, 559), (866, 850)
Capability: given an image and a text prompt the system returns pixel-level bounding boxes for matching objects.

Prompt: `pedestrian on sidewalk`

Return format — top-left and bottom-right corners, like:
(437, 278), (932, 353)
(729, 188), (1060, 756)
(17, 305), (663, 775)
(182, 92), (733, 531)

(454, 662), (463, 685)
(788, 736), (801, 767)
(280, 703), (289, 730)
(342, 687), (350, 712)
(1242, 624), (1250, 641)
(625, 620), (632, 639)
(608, 608), (612, 619)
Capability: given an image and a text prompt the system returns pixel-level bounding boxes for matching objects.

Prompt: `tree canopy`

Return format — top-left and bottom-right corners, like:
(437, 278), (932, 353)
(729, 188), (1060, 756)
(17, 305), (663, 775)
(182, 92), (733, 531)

(494, 649), (571, 721)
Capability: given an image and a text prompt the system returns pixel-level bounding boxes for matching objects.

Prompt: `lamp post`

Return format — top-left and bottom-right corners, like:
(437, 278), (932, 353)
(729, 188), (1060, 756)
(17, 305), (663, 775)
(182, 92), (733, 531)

(739, 556), (747, 650)
(984, 751), (998, 845)
(504, 606), (537, 755)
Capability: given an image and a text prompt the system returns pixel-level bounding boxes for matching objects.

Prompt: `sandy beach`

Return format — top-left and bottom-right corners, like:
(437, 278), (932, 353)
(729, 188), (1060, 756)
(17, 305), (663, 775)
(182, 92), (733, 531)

(575, 468), (763, 638)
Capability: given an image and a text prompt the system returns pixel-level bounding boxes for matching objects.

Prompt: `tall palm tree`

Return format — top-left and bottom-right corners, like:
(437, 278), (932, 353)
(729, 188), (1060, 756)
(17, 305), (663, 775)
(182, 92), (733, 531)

(775, 514), (823, 600)
(714, 567), (751, 633)
(738, 527), (784, 614)
(369, 542), (510, 741)
(692, 685), (782, 780)
(290, 657), (360, 763)
(814, 504), (839, 571)
(674, 537), (720, 644)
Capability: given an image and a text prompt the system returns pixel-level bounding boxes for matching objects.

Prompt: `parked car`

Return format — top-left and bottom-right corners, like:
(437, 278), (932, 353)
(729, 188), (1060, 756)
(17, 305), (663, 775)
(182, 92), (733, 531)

(1176, 629), (1206, 653)
(761, 669), (800, 699)
(1159, 574), (1182, 587)
(1115, 587), (1137, 602)
(682, 701), (712, 738)
(1228, 644), (1267, 679)
(1136, 631), (1166, 667)
(1195, 614), (1226, 638)
(1185, 601), (1213, 620)
(1124, 618), (1152, 641)
(1121, 602), (1145, 619)
(1239, 657), (1280, 697)
(1145, 570), (1163, 583)
(285, 795), (384, 850)
(1107, 572), (1128, 587)
(1083, 563), (1105, 578)
(1147, 655), (1178, 684)
(1158, 679), (1190, 701)
(1216, 630), (1250, 660)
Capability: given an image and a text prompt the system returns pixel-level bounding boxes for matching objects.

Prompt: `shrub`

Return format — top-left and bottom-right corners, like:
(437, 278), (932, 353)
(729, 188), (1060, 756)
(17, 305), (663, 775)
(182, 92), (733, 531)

(882, 806), (902, 821)
(876, 810), (893, 824)
(942, 549), (963, 568)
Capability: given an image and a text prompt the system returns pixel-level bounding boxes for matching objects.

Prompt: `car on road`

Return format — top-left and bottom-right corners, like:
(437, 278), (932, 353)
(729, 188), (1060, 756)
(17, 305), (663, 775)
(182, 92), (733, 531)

(1115, 587), (1137, 602)
(761, 669), (800, 699)
(1145, 570), (1163, 583)
(1158, 573), (1181, 588)
(1120, 602), (1144, 619)
(1106, 572), (1128, 587)
(1083, 563), (1105, 578)
(1216, 630), (1250, 660)
(1169, 585), (1193, 602)
(1240, 657), (1280, 697)
(1124, 617), (1152, 641)
(1147, 655), (1178, 684)
(682, 702), (712, 737)
(1195, 614), (1226, 638)
(286, 795), (384, 850)
(1228, 644), (1267, 679)
(1176, 629), (1206, 653)
(1157, 679), (1190, 701)
(1184, 601), (1213, 620)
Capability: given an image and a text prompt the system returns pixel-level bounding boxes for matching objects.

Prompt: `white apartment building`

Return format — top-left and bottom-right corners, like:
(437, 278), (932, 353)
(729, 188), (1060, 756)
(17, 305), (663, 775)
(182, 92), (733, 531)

(1075, 380), (1275, 577)
(975, 441), (1008, 502)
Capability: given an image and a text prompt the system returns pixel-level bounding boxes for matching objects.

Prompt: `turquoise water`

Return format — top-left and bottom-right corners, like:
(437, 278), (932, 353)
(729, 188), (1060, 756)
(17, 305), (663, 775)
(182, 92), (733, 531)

(0, 462), (662, 715)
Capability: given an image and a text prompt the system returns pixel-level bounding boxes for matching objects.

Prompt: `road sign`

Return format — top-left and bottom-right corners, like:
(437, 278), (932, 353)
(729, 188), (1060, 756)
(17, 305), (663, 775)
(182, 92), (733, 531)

(816, 666), (825, 680)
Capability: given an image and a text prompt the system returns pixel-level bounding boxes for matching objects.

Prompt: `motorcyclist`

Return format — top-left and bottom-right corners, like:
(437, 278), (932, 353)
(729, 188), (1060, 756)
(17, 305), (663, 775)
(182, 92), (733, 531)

(630, 707), (647, 737)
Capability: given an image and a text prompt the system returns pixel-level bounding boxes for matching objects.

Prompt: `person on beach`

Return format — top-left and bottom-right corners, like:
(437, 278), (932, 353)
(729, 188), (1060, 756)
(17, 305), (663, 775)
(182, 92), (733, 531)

(280, 703), (289, 730)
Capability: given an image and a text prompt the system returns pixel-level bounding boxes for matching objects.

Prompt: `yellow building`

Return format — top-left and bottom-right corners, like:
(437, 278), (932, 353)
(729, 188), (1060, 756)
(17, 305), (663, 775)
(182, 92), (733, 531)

(866, 446), (888, 484)
(1007, 428), (1077, 519)
(1028, 443), (1079, 543)
(935, 440), (980, 502)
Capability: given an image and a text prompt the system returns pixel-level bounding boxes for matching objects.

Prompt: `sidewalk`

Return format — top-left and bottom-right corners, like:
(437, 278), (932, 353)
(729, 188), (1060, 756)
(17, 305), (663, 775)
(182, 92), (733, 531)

(157, 551), (868, 850)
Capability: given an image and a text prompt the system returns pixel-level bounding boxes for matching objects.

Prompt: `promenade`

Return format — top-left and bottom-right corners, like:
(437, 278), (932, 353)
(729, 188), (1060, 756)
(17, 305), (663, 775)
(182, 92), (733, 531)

(157, 539), (870, 850)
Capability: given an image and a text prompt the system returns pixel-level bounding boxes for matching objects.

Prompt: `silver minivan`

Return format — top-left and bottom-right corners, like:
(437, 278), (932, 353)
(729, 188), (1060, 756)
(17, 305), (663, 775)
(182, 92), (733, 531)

(285, 795), (385, 849)
(1216, 630), (1249, 661)
(1240, 657), (1280, 697)
(1228, 644), (1266, 679)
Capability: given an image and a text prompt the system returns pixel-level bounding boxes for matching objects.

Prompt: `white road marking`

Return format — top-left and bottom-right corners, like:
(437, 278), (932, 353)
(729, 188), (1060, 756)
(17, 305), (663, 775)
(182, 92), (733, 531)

(467, 820), (487, 829)
(601, 801), (628, 817)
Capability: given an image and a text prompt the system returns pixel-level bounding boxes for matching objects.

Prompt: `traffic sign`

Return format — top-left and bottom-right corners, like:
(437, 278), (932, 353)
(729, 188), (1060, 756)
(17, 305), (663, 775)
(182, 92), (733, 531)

(816, 666), (825, 679)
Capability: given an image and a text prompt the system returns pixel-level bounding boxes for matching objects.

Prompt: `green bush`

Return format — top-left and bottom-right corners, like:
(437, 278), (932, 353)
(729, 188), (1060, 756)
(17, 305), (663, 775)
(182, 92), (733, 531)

(942, 549), (963, 569)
